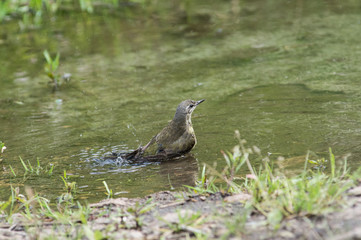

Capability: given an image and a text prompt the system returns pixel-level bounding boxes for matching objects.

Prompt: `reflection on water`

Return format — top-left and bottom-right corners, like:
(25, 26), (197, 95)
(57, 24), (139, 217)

(84, 148), (199, 188)
(157, 155), (199, 189)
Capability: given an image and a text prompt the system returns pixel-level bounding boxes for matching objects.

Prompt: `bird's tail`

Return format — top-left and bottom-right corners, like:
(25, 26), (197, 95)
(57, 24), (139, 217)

(123, 147), (143, 160)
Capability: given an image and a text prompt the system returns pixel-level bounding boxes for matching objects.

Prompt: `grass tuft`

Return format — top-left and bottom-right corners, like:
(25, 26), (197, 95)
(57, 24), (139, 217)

(186, 130), (360, 228)
(10, 157), (55, 177)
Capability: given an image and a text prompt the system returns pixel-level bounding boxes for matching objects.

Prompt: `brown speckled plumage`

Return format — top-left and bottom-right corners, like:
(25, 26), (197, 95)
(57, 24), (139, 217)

(125, 99), (204, 161)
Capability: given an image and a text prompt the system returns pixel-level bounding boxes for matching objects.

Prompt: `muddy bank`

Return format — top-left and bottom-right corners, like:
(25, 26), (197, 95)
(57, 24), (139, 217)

(1, 185), (361, 240)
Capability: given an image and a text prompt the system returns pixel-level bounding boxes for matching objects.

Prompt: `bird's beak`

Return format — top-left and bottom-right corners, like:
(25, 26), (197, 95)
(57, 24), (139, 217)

(196, 99), (205, 105)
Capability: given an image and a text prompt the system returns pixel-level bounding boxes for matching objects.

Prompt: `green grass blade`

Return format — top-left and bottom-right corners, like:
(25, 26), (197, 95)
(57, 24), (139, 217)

(19, 156), (29, 172)
(9, 165), (16, 177)
(343, 156), (348, 175)
(329, 148), (335, 178)
(48, 164), (54, 175)
(103, 181), (110, 194)
(43, 50), (52, 64)
(53, 52), (60, 71)
(27, 159), (33, 172)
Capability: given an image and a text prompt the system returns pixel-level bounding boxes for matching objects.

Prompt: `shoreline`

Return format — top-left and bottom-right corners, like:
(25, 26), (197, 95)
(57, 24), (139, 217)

(1, 185), (361, 239)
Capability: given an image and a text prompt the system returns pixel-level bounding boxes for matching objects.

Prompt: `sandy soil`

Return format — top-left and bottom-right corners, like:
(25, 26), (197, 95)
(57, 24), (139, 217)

(1, 186), (361, 240)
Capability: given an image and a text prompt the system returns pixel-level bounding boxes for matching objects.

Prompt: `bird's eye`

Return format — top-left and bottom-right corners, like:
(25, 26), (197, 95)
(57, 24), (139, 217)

(189, 104), (194, 108)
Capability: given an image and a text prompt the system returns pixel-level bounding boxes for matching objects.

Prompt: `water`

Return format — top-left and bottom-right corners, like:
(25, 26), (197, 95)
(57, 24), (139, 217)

(1, 0), (361, 202)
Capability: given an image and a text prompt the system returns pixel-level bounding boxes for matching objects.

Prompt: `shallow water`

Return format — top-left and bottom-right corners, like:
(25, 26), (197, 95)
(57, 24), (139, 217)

(1, 0), (361, 202)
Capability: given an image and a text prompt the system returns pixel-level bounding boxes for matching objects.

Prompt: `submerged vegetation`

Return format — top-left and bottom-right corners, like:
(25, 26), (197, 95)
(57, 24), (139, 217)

(43, 50), (72, 91)
(8, 156), (54, 177)
(0, 0), (134, 31)
(43, 50), (60, 90)
(0, 0), (119, 22)
(0, 0), (190, 25)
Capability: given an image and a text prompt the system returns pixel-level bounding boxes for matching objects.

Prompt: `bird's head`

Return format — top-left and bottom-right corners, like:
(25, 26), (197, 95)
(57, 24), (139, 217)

(174, 99), (205, 121)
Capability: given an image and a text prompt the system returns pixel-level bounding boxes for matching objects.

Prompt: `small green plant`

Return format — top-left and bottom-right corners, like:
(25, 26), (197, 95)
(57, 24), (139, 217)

(9, 157), (54, 177)
(308, 156), (328, 171)
(43, 50), (61, 90)
(220, 143), (248, 193)
(103, 181), (114, 199)
(61, 170), (77, 192)
(79, 0), (94, 13)
(0, 186), (20, 217)
(160, 210), (206, 237)
(185, 164), (218, 194)
(222, 204), (252, 239)
(18, 10), (42, 30)
(0, 186), (44, 221)
(307, 148), (337, 173)
(59, 170), (77, 203)
(126, 198), (156, 229)
(187, 130), (255, 195)
(0, 0), (10, 22)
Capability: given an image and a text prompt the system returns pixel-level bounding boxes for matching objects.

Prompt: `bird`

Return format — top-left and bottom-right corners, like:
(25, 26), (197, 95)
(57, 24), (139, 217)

(124, 99), (205, 161)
